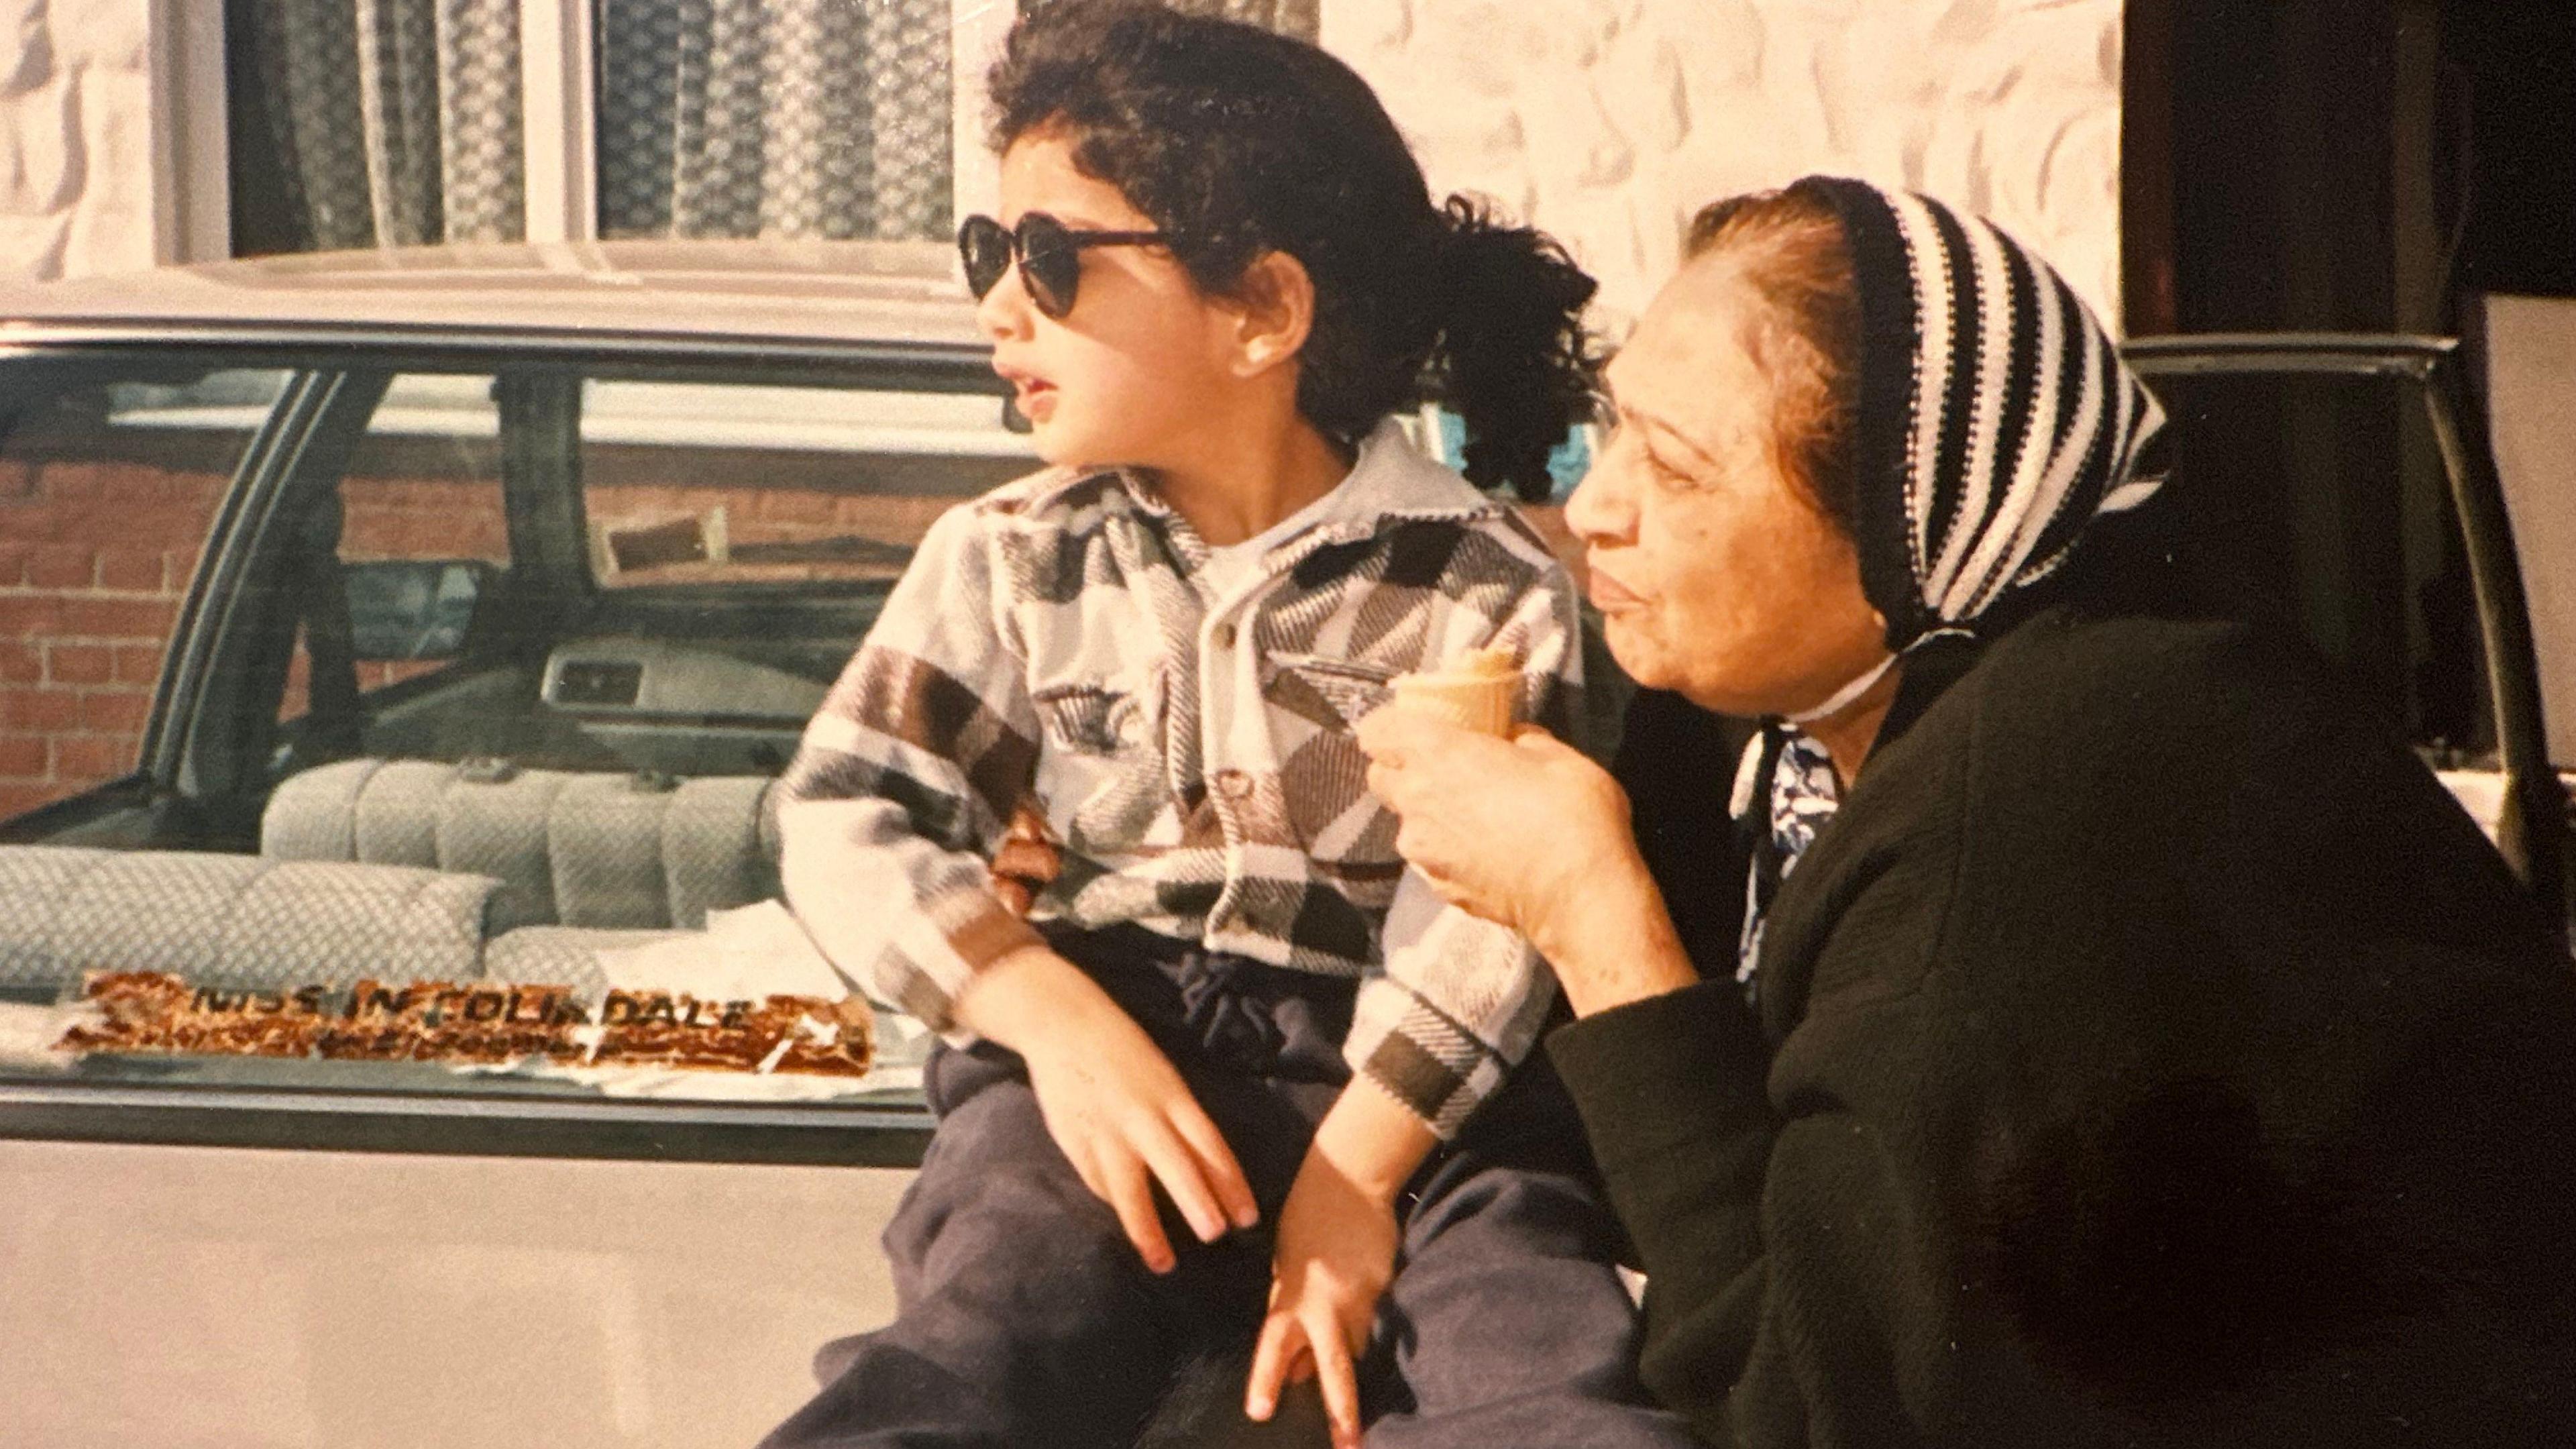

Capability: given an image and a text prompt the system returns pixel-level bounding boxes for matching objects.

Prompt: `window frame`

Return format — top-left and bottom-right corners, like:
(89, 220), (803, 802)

(154, 0), (234, 263)
(521, 0), (602, 245)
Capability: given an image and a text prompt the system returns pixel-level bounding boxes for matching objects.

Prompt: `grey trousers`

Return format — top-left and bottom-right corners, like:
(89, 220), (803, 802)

(760, 923), (1695, 1449)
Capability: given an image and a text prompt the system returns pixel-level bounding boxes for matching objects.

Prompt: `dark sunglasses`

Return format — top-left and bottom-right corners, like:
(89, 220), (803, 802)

(957, 211), (1173, 319)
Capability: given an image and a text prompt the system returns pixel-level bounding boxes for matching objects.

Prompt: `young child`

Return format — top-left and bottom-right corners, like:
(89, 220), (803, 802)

(763, 5), (1690, 1446)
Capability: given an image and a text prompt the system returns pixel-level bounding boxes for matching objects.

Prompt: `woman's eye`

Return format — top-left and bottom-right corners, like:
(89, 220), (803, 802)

(1642, 447), (1696, 489)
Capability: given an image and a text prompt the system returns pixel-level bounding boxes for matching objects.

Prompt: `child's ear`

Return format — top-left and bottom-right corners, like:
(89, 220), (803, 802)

(1226, 250), (1316, 379)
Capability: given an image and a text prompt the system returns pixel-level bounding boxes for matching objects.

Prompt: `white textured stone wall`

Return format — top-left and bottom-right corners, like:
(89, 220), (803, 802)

(0, 0), (158, 280)
(1325, 0), (2125, 335)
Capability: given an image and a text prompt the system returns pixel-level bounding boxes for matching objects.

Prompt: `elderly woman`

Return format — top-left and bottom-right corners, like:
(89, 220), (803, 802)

(1358, 177), (2576, 1446)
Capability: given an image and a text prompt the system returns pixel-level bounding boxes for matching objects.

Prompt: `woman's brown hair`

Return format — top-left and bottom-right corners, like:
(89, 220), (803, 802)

(1683, 189), (1863, 539)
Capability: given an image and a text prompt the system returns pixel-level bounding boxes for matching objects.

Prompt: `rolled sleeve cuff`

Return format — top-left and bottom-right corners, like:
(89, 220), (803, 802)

(882, 886), (1044, 1040)
(1346, 976), (1511, 1140)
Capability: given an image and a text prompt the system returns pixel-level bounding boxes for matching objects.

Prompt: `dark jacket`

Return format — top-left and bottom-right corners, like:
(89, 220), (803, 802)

(1546, 605), (2576, 1448)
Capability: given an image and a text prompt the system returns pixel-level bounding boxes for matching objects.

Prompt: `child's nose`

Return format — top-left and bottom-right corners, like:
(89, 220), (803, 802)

(976, 262), (1038, 340)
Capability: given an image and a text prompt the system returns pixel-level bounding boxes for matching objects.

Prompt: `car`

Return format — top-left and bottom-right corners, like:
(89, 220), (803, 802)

(0, 244), (2569, 1447)
(0, 240), (1034, 1448)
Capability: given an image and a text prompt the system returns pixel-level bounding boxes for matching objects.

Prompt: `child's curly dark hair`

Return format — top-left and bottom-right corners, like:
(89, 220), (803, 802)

(989, 0), (1599, 501)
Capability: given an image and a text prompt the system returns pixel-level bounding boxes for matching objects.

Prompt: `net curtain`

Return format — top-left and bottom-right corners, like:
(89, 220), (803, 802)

(598, 0), (957, 241)
(239, 0), (961, 249)
(244, 0), (529, 249)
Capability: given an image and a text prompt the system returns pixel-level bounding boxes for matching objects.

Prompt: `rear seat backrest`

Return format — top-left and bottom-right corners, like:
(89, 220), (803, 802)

(0, 845), (498, 990)
(262, 759), (781, 932)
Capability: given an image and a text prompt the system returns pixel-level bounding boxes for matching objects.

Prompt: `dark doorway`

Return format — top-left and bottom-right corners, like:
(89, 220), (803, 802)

(2125, 0), (2576, 337)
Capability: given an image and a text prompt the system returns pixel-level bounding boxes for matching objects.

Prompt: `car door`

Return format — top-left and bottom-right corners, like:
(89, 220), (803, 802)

(2479, 294), (2576, 934)
(2123, 333), (2565, 926)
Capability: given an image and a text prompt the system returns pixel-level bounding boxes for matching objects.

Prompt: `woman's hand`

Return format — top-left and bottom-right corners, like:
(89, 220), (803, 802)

(955, 949), (1260, 1272)
(1352, 709), (1635, 952)
(1354, 709), (1700, 1016)
(1243, 1078), (1432, 1449)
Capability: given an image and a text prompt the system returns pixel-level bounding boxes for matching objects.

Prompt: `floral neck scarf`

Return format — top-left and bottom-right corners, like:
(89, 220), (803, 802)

(1734, 727), (1841, 1001)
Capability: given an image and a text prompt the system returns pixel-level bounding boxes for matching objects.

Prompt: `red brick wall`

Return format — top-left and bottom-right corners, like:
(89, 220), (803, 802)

(1, 460), (515, 819)
(0, 459), (221, 819)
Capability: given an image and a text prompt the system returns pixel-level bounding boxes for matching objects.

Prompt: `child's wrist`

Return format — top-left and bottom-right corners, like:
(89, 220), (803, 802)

(952, 944), (1112, 1057)
(1308, 1074), (1439, 1206)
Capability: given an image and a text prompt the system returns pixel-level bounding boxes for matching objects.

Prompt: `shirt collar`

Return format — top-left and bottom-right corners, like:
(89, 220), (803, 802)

(1018, 417), (1501, 541)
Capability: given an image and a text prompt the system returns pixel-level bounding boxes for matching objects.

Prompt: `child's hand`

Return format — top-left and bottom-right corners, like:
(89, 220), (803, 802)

(961, 949), (1260, 1272)
(1244, 1077), (1436, 1449)
(1024, 1012), (1258, 1273)
(1245, 1150), (1399, 1449)
(987, 796), (1059, 917)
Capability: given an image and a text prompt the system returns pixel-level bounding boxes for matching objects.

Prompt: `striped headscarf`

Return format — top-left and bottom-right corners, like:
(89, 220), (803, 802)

(1796, 176), (2168, 653)
(1732, 180), (2167, 998)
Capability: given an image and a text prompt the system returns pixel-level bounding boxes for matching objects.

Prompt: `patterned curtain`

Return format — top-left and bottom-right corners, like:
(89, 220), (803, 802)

(598, 0), (955, 242)
(1018, 0), (1318, 38)
(241, 0), (528, 250)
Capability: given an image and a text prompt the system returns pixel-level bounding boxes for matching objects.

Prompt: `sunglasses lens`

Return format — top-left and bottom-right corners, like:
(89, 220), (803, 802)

(1014, 214), (1079, 319)
(957, 215), (1011, 299)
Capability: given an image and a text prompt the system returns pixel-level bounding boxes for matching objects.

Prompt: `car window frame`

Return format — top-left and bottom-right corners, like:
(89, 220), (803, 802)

(2123, 333), (2563, 920)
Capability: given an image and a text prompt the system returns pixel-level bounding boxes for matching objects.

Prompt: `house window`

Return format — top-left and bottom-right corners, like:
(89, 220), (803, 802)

(225, 1), (1318, 258)
(1022, 0), (1316, 36)
(225, 0), (530, 253)
(227, 0), (956, 254)
(595, 1), (957, 241)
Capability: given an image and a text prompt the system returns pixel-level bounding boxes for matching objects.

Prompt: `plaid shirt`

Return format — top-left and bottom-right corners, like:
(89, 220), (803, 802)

(777, 421), (1585, 1136)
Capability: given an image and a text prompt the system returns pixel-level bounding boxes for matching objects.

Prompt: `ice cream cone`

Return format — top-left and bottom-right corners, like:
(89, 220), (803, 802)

(1389, 647), (1519, 737)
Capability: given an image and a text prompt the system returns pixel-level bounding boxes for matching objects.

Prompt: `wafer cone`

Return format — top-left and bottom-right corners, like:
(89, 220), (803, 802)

(1389, 647), (1519, 737)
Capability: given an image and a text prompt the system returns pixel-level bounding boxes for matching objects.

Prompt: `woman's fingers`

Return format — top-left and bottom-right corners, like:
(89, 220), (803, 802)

(1165, 1099), (1260, 1230)
(1507, 722), (1577, 759)
(1350, 702), (1411, 759)
(1362, 757), (1409, 814)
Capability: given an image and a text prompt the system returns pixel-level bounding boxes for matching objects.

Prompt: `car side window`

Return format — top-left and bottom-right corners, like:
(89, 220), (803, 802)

(0, 367), (292, 820)
(2, 360), (955, 1139)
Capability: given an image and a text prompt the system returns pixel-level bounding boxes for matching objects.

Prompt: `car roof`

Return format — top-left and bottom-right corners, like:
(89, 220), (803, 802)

(0, 239), (989, 350)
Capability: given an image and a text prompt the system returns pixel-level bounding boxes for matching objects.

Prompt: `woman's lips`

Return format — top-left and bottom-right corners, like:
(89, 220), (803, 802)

(1587, 566), (1644, 612)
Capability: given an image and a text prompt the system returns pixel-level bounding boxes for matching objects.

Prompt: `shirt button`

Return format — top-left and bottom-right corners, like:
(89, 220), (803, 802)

(1214, 768), (1252, 799)
(1211, 623), (1236, 650)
